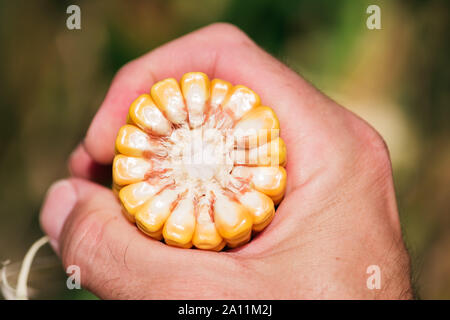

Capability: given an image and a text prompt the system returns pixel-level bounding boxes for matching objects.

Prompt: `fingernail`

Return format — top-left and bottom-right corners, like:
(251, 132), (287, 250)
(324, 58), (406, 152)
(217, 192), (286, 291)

(40, 180), (77, 252)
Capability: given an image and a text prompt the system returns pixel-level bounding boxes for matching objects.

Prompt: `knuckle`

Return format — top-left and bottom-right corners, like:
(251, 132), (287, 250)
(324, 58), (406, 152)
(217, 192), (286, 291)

(362, 127), (392, 170)
(350, 121), (403, 232)
(203, 22), (253, 46)
(207, 22), (244, 35)
(115, 61), (135, 79)
(352, 119), (392, 177)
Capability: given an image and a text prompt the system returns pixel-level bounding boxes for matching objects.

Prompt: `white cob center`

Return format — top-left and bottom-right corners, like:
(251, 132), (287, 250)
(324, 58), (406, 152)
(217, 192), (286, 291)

(165, 126), (234, 193)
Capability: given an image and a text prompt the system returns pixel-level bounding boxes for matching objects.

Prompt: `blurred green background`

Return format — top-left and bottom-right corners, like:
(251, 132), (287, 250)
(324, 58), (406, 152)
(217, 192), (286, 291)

(0, 0), (448, 299)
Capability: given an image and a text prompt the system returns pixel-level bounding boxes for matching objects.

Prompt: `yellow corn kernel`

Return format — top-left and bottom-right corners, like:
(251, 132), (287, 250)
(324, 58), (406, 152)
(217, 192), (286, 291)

(113, 155), (152, 186)
(163, 197), (196, 248)
(192, 196), (225, 251)
(222, 85), (260, 120)
(119, 181), (163, 218)
(128, 94), (172, 136)
(232, 166), (287, 205)
(116, 124), (167, 158)
(238, 189), (275, 232)
(193, 222), (226, 251)
(233, 106), (280, 148)
(210, 79), (232, 109)
(226, 231), (252, 248)
(233, 137), (287, 167)
(135, 188), (183, 239)
(151, 78), (187, 125)
(180, 72), (210, 128)
(213, 195), (253, 243)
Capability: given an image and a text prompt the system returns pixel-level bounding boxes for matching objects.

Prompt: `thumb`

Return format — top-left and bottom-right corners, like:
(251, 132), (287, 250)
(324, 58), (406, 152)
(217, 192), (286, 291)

(39, 178), (170, 298)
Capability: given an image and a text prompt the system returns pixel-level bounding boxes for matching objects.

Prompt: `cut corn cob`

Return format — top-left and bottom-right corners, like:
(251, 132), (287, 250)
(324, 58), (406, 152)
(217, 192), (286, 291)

(113, 72), (287, 250)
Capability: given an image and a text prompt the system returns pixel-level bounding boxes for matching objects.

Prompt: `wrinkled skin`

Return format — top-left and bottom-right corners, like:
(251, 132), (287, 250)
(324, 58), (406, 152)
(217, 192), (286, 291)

(40, 23), (413, 299)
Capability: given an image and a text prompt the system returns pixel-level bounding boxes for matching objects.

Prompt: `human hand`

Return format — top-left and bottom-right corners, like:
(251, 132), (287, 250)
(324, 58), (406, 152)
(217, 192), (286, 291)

(40, 23), (412, 299)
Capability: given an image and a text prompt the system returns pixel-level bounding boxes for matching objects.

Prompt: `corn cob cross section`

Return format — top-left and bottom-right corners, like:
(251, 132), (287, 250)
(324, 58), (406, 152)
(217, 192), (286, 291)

(113, 72), (287, 250)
